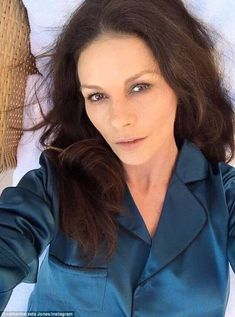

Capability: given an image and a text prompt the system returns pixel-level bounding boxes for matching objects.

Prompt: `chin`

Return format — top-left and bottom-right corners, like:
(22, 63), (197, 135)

(118, 155), (150, 167)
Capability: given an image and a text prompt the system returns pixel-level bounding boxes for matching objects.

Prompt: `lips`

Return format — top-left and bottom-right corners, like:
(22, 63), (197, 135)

(116, 137), (145, 144)
(115, 137), (146, 150)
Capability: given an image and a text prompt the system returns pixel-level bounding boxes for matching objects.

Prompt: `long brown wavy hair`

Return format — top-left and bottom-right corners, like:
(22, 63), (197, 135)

(24, 0), (235, 264)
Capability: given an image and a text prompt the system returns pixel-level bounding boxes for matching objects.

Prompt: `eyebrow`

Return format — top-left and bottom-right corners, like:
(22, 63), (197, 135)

(80, 70), (158, 90)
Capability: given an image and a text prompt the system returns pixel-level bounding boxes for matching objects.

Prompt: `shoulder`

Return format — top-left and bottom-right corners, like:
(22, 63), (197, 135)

(218, 161), (235, 188)
(3, 150), (59, 209)
(217, 161), (235, 214)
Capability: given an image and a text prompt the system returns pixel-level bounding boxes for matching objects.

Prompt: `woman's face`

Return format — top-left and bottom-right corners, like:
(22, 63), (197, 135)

(77, 34), (178, 166)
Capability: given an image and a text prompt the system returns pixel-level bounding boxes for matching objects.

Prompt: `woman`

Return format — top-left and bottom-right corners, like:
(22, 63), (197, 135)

(0, 0), (235, 315)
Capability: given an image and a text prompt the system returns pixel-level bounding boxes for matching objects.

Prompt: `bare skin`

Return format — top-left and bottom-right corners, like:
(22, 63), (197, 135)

(78, 33), (179, 237)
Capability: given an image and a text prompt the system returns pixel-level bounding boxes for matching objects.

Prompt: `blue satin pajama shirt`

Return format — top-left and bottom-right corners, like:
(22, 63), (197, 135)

(0, 139), (235, 316)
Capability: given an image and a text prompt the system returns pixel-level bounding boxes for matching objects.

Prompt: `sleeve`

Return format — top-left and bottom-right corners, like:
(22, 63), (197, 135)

(221, 162), (235, 273)
(0, 151), (58, 313)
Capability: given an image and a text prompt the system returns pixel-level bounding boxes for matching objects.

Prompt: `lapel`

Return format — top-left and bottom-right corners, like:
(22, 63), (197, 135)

(117, 138), (209, 280)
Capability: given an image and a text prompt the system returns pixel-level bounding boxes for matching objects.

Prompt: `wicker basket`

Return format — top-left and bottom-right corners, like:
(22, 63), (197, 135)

(0, 0), (38, 172)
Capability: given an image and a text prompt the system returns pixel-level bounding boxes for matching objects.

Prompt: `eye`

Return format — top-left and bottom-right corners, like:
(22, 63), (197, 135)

(87, 92), (106, 103)
(86, 82), (151, 103)
(131, 82), (151, 93)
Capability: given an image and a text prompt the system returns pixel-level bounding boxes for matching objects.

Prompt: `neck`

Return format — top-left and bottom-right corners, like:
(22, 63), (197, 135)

(124, 138), (179, 195)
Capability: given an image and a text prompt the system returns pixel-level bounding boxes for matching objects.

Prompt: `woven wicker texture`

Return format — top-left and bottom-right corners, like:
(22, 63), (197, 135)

(0, 0), (38, 172)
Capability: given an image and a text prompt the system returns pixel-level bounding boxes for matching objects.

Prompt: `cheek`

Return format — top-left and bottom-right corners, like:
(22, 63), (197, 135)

(84, 106), (95, 128)
(154, 91), (177, 121)
(85, 105), (97, 125)
(142, 101), (176, 128)
(85, 106), (107, 135)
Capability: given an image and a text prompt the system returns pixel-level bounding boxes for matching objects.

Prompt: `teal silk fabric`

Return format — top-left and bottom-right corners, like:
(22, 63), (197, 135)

(0, 139), (235, 316)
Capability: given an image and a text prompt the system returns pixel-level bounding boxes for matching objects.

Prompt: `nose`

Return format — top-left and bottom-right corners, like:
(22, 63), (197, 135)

(109, 102), (136, 129)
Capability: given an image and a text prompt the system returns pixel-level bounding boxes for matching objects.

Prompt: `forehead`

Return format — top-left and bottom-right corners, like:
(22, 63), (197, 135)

(77, 34), (159, 81)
